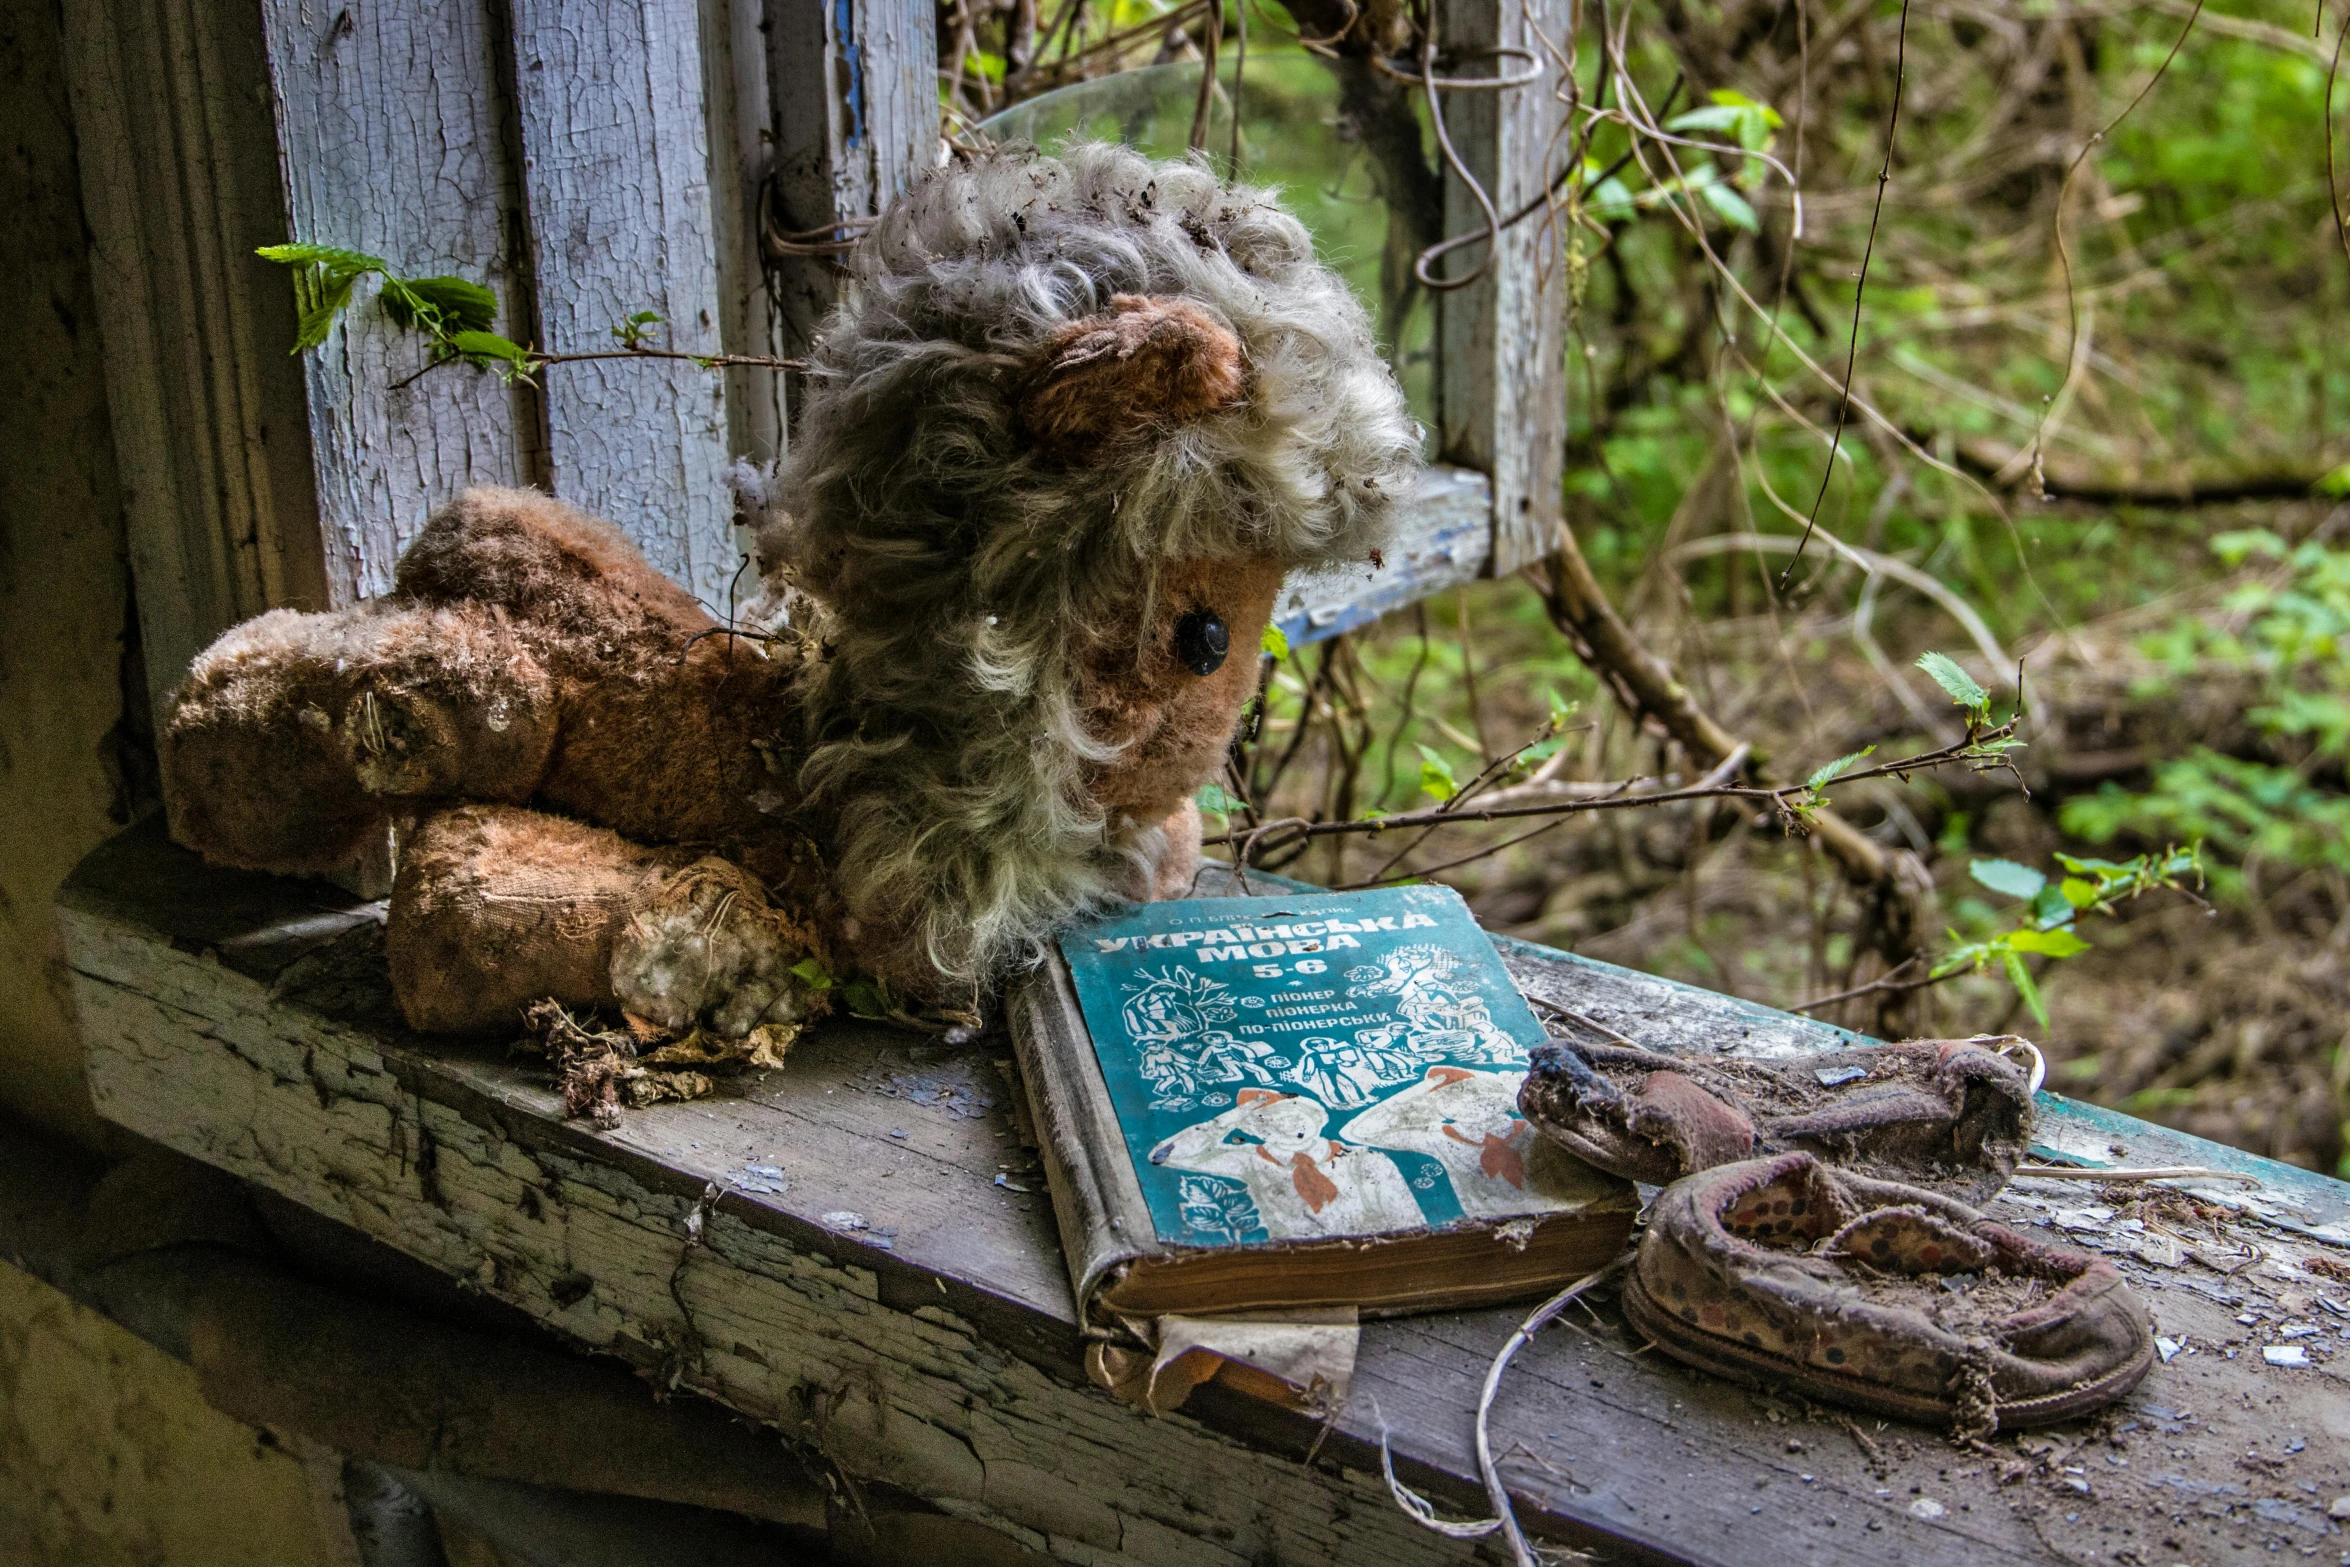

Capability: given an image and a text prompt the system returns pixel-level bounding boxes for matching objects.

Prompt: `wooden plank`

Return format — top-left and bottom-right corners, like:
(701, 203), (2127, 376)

(62, 824), (2350, 1565)
(1276, 464), (1492, 649)
(699, 0), (790, 467)
(508, 0), (738, 612)
(766, 0), (940, 353)
(56, 0), (330, 716)
(1432, 0), (1567, 576)
(259, 0), (543, 603)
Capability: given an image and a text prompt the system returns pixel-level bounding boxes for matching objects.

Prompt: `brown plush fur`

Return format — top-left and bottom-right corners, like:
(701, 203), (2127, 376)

(390, 804), (686, 1033)
(1076, 553), (1285, 823)
(1021, 296), (1247, 460)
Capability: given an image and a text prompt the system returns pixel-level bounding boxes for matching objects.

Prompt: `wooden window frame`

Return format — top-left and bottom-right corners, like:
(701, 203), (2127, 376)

(60, 0), (1562, 720)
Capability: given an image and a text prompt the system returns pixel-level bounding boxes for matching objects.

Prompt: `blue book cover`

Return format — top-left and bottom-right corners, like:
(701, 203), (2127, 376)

(1056, 883), (1614, 1251)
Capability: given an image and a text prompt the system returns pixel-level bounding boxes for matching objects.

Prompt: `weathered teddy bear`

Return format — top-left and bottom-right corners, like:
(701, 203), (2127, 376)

(160, 144), (1419, 1044)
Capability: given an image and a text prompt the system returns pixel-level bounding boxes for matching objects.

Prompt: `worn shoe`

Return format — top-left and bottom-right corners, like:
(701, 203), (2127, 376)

(1621, 1153), (2154, 1436)
(1519, 1035), (2035, 1200)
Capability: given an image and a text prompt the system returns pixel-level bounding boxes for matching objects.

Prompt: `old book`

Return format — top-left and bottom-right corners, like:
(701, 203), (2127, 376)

(1008, 883), (1637, 1321)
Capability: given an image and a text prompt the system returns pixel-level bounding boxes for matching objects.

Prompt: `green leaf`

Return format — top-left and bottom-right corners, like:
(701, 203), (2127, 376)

(1697, 181), (1760, 233)
(1195, 781), (1246, 818)
(1667, 92), (1783, 151)
(257, 242), (387, 273)
(1705, 87), (1784, 128)
(292, 274), (362, 351)
(259, 244), (391, 351)
(1262, 623), (1291, 661)
(1805, 745), (1875, 790)
(788, 958), (835, 991)
(2004, 949), (2050, 1029)
(2029, 883), (2076, 929)
(612, 309), (666, 347)
(2053, 852), (2127, 876)
(1915, 652), (1989, 714)
(838, 978), (891, 1018)
(1417, 744), (1460, 803)
(2059, 877), (2101, 909)
(1667, 104), (1751, 134)
(396, 275), (499, 334)
(1585, 173), (1636, 220)
(2009, 927), (2091, 958)
(1970, 857), (2048, 900)
(446, 330), (533, 366)
(2209, 528), (2289, 566)
(1516, 735), (1566, 770)
(2318, 463), (2350, 499)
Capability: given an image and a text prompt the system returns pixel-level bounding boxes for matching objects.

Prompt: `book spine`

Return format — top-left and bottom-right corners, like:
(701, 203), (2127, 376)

(1005, 956), (1159, 1321)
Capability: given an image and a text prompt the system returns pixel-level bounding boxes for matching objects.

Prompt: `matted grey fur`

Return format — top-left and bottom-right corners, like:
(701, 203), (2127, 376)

(767, 142), (1421, 993)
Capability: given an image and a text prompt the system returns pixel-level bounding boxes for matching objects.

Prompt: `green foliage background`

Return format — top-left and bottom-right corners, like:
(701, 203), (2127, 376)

(949, 0), (2350, 1171)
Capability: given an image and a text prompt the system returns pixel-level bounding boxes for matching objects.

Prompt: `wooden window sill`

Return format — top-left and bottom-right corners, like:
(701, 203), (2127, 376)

(57, 819), (2350, 1565)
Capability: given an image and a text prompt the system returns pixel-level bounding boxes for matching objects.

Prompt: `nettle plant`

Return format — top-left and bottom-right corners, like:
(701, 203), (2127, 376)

(257, 243), (782, 382)
(1944, 848), (2205, 1029)
(2065, 530), (2350, 895)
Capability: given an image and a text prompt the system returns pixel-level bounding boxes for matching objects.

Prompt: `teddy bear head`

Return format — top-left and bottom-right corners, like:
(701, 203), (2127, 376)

(766, 142), (1421, 996)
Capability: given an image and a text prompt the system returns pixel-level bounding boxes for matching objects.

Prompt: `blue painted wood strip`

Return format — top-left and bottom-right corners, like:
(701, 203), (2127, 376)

(1275, 463), (1491, 649)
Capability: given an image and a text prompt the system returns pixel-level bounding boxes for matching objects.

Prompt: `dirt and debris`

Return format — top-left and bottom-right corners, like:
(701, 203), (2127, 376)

(1842, 1266), (2052, 1340)
(515, 998), (800, 1127)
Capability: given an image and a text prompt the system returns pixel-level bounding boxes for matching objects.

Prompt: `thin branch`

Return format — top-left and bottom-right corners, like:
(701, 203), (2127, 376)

(1415, 28), (1504, 290)
(391, 344), (805, 391)
(1781, 0), (1910, 590)
(1344, 746), (1751, 888)
(2330, 7), (2350, 290)
(1788, 953), (1933, 1013)
(535, 348), (806, 371)
(1207, 725), (2013, 860)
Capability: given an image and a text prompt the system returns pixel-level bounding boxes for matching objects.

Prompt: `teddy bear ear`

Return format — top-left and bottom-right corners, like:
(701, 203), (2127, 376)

(1018, 294), (1245, 463)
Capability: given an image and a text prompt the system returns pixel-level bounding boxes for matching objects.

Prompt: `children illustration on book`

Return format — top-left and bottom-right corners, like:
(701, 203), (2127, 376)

(1112, 929), (1588, 1239)
(1344, 945), (1522, 1063)
(1279, 1030), (1424, 1110)
(1121, 968), (1282, 1105)
(1337, 1066), (1587, 1219)
(1068, 890), (1633, 1253)
(1148, 1089), (1424, 1240)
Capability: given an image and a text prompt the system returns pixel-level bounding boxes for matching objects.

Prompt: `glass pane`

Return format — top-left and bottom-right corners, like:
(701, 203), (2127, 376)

(976, 54), (1439, 439)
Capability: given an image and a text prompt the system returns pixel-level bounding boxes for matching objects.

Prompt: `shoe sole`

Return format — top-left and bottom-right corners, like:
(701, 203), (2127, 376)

(1620, 1266), (2155, 1432)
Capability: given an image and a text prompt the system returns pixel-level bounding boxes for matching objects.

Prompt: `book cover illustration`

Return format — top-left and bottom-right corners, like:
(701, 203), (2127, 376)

(1058, 884), (1611, 1249)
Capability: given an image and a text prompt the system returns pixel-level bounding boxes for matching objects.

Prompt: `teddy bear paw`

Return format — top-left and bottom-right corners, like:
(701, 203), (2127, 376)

(609, 858), (828, 1038)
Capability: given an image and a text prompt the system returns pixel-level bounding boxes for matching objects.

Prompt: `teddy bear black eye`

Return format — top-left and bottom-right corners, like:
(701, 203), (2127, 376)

(1174, 609), (1229, 676)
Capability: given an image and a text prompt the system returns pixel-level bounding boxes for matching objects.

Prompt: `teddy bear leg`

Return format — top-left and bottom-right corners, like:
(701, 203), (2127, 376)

(164, 603), (558, 874)
(608, 858), (834, 1038)
(388, 804), (683, 1034)
(389, 803), (830, 1038)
